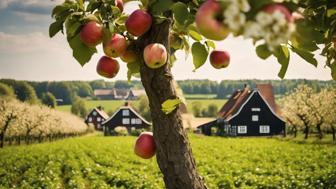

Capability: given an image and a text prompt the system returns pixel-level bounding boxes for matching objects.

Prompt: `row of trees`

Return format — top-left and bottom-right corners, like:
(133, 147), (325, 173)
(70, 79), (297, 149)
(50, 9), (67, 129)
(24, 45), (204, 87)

(179, 79), (335, 98)
(0, 96), (89, 148)
(281, 85), (336, 140)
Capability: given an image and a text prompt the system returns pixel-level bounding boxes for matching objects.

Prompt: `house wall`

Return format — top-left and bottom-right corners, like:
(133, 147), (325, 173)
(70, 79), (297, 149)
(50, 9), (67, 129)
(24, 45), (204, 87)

(228, 92), (285, 136)
(104, 108), (150, 135)
(86, 110), (106, 130)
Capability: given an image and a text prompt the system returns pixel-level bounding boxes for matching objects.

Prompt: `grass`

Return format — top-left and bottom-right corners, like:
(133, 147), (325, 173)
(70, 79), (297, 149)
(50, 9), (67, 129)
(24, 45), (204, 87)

(0, 134), (335, 188)
(186, 99), (227, 112)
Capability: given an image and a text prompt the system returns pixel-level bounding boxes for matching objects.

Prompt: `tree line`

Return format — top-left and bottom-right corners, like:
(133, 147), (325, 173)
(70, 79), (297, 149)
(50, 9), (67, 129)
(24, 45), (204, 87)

(0, 96), (89, 148)
(281, 85), (336, 141)
(178, 79), (335, 98)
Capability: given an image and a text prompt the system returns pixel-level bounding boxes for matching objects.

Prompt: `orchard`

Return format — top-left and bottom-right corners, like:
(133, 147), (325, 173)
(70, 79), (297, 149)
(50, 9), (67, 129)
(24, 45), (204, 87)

(49, 0), (336, 188)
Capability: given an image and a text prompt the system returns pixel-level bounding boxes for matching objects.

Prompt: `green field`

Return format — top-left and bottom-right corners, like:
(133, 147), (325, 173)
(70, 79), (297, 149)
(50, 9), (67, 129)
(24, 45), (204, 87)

(1, 135), (335, 189)
(56, 99), (227, 115)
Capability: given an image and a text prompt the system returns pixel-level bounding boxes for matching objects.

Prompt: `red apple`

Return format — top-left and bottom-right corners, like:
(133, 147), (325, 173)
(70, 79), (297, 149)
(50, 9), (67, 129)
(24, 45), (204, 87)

(80, 21), (104, 47)
(210, 50), (230, 69)
(121, 49), (137, 63)
(126, 10), (152, 37)
(96, 56), (120, 78)
(134, 132), (156, 159)
(143, 43), (167, 69)
(103, 34), (127, 58)
(115, 0), (123, 12)
(263, 3), (293, 22)
(195, 0), (230, 41)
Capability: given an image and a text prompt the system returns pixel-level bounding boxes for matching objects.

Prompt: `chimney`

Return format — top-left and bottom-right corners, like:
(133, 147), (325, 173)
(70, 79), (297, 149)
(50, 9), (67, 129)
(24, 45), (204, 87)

(97, 106), (103, 110)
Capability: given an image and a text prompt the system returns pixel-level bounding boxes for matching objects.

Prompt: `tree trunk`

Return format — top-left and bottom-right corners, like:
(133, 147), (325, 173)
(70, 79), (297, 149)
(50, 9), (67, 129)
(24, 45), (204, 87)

(316, 123), (323, 139)
(293, 126), (297, 138)
(304, 126), (309, 139)
(138, 17), (206, 189)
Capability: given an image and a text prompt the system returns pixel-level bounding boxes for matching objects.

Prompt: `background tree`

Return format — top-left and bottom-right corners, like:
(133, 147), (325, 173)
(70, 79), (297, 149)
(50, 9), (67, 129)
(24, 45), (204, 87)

(41, 92), (57, 108)
(71, 96), (88, 118)
(0, 82), (15, 97)
(49, 0), (336, 188)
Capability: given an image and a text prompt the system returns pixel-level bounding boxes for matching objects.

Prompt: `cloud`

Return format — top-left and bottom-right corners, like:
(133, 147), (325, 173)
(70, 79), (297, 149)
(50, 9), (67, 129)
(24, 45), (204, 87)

(0, 32), (66, 54)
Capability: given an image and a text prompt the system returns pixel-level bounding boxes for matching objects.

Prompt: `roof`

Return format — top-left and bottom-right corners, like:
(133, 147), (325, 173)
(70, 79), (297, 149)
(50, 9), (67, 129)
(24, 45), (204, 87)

(94, 89), (130, 97)
(87, 107), (109, 119)
(218, 84), (283, 121)
(218, 86), (253, 120)
(256, 84), (277, 113)
(94, 89), (113, 96)
(130, 89), (146, 96)
(102, 105), (151, 125)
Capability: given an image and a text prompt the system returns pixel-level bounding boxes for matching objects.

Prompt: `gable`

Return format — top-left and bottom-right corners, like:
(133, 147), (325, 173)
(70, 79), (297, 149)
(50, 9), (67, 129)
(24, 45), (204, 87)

(102, 107), (151, 126)
(227, 91), (284, 122)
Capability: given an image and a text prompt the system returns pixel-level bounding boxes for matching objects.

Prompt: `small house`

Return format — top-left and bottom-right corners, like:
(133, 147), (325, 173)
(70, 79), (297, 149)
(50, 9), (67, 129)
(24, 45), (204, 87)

(102, 103), (151, 135)
(94, 89), (146, 100)
(197, 84), (285, 136)
(85, 106), (109, 130)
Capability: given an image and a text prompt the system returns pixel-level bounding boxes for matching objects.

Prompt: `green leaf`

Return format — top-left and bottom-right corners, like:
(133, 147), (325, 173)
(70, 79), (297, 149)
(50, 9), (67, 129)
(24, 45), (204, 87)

(205, 40), (216, 49)
(49, 20), (64, 38)
(188, 30), (203, 41)
(291, 46), (318, 67)
(273, 45), (290, 79)
(153, 15), (168, 24)
(191, 42), (208, 71)
(171, 2), (189, 25)
(151, 0), (174, 15)
(256, 44), (272, 59)
(52, 5), (69, 18)
(127, 61), (140, 81)
(69, 34), (97, 66)
(161, 98), (182, 114)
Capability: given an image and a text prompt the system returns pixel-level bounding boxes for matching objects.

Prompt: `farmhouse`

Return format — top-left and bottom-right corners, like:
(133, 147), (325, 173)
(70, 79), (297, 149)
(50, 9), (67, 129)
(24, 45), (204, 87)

(197, 84), (285, 136)
(85, 106), (109, 130)
(93, 89), (146, 100)
(102, 103), (151, 135)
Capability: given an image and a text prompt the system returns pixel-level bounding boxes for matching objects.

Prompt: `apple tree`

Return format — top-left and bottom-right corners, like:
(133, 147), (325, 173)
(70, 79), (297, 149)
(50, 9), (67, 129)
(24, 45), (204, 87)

(49, 0), (336, 188)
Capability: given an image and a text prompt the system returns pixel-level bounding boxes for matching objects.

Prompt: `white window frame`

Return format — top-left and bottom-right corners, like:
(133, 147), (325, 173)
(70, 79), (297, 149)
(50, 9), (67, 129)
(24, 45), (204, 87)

(88, 117), (92, 122)
(92, 111), (97, 116)
(131, 118), (136, 124)
(237, 126), (247, 134)
(259, 125), (270, 133)
(122, 109), (130, 116)
(252, 115), (259, 122)
(251, 108), (261, 112)
(135, 118), (142, 124)
(97, 117), (101, 122)
(122, 118), (130, 124)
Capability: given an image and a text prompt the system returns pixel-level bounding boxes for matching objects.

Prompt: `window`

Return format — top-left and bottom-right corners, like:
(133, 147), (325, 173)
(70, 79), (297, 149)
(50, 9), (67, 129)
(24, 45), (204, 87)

(251, 108), (260, 112)
(122, 118), (130, 124)
(88, 117), (92, 122)
(260, 125), (270, 133)
(97, 123), (101, 128)
(131, 118), (136, 124)
(92, 111), (97, 116)
(237, 126), (247, 134)
(252, 115), (259, 122)
(122, 109), (130, 116)
(136, 118), (142, 124)
(97, 117), (101, 122)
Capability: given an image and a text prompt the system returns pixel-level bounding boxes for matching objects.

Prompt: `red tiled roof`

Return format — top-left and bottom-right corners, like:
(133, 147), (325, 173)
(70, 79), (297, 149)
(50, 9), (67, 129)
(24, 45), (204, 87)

(218, 87), (253, 120)
(256, 84), (277, 113)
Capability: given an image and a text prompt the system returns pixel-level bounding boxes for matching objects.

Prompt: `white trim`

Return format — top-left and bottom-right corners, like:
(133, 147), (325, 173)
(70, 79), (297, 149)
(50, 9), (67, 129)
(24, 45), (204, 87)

(252, 115), (259, 121)
(259, 125), (270, 133)
(227, 91), (285, 122)
(102, 106), (151, 125)
(237, 125), (247, 134)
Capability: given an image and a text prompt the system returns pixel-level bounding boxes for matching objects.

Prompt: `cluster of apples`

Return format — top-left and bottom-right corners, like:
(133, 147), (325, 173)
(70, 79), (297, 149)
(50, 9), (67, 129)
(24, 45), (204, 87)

(79, 1), (169, 79)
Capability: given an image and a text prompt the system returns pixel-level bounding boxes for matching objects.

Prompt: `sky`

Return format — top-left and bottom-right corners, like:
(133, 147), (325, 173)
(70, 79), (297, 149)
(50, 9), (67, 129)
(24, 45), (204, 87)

(0, 0), (332, 81)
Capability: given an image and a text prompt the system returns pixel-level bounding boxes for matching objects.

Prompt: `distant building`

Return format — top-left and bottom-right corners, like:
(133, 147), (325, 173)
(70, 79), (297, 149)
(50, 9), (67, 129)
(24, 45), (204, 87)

(197, 84), (285, 136)
(93, 89), (146, 100)
(102, 103), (151, 135)
(85, 106), (109, 130)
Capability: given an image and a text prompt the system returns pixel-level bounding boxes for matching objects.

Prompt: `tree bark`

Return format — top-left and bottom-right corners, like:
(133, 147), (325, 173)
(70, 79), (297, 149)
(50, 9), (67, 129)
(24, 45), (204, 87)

(304, 126), (309, 139)
(0, 113), (14, 148)
(316, 123), (323, 139)
(137, 17), (206, 189)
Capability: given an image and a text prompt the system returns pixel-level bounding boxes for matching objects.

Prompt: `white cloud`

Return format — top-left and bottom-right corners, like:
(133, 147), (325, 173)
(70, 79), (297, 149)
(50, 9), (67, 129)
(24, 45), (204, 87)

(0, 32), (65, 54)
(12, 11), (49, 22)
